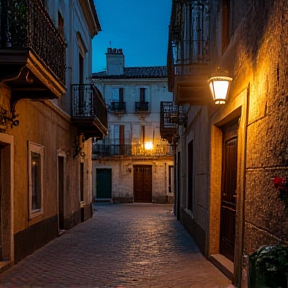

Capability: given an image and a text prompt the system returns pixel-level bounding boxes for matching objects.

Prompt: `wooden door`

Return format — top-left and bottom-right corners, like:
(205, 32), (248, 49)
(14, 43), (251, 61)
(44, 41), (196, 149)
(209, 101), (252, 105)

(220, 121), (238, 262)
(134, 165), (152, 202)
(96, 169), (112, 199)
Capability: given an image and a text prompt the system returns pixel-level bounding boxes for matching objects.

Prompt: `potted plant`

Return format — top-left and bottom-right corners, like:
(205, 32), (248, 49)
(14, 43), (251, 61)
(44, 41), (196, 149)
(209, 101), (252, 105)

(249, 244), (288, 288)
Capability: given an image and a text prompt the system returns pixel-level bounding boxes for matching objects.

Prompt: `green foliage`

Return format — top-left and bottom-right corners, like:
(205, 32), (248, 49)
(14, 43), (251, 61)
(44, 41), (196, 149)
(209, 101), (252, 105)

(249, 245), (288, 288)
(279, 190), (288, 210)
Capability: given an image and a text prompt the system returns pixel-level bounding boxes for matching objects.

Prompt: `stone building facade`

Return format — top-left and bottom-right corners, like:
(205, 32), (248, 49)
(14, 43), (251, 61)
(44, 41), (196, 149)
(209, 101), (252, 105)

(92, 48), (174, 204)
(0, 0), (107, 271)
(165, 0), (288, 287)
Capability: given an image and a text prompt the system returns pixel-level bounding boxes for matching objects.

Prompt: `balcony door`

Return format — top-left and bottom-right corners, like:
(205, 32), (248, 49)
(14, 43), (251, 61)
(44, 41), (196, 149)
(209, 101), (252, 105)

(113, 125), (125, 155)
(140, 88), (146, 102)
(220, 120), (238, 262)
(112, 88), (124, 112)
(134, 165), (152, 202)
(112, 88), (123, 102)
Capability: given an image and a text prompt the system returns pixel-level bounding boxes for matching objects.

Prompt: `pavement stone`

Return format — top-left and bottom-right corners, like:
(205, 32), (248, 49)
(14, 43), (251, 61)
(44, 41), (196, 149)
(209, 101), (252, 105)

(0, 203), (232, 288)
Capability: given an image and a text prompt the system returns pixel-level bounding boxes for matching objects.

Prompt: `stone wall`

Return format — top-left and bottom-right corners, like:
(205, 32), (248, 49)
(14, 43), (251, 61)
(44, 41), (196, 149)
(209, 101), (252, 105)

(218, 0), (288, 255)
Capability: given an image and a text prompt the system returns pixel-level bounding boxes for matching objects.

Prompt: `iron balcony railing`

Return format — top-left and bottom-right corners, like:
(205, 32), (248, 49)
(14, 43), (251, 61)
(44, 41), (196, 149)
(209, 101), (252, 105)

(72, 84), (108, 127)
(92, 143), (173, 157)
(135, 102), (149, 112)
(110, 101), (126, 113)
(0, 0), (66, 83)
(168, 0), (210, 83)
(161, 101), (188, 126)
(171, 39), (210, 67)
(160, 101), (189, 142)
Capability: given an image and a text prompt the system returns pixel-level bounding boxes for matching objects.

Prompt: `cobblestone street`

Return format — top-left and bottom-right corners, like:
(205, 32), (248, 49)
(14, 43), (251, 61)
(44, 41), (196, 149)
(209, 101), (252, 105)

(0, 203), (231, 288)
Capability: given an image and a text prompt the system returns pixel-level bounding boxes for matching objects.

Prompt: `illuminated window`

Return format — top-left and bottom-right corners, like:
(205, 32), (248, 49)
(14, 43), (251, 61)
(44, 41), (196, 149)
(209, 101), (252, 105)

(29, 142), (44, 218)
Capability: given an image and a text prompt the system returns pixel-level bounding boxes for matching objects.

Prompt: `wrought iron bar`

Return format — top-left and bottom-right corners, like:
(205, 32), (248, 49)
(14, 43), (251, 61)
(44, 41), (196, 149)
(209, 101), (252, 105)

(135, 102), (149, 112)
(93, 86), (108, 128)
(110, 102), (126, 112)
(92, 144), (132, 156)
(0, 0), (66, 83)
(93, 143), (173, 157)
(169, 0), (210, 70)
(160, 101), (188, 129)
(72, 84), (108, 127)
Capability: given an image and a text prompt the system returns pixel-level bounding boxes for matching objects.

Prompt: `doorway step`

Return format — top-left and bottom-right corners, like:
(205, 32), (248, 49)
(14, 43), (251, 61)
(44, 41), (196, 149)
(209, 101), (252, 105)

(210, 254), (233, 280)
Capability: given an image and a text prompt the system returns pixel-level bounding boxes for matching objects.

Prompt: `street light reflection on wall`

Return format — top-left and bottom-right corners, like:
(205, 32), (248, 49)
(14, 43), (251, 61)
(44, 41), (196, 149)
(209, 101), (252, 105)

(208, 71), (233, 104)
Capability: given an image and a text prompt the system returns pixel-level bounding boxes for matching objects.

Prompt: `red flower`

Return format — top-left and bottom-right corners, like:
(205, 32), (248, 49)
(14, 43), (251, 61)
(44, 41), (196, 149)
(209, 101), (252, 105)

(273, 177), (288, 210)
(273, 177), (285, 186)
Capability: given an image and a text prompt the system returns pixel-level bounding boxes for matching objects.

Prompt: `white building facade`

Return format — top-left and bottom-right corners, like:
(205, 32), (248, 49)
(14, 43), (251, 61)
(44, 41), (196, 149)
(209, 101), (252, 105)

(92, 48), (174, 203)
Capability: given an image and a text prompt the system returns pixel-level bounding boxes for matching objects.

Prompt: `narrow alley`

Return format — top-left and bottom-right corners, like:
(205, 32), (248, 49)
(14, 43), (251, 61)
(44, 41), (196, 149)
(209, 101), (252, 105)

(0, 203), (231, 288)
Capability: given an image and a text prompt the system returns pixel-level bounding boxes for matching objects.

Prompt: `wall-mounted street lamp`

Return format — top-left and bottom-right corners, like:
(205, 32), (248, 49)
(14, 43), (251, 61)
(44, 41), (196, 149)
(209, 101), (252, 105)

(208, 70), (233, 104)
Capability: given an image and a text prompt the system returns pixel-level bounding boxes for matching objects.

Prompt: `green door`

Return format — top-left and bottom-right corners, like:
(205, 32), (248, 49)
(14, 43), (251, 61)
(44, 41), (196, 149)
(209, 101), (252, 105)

(96, 169), (112, 199)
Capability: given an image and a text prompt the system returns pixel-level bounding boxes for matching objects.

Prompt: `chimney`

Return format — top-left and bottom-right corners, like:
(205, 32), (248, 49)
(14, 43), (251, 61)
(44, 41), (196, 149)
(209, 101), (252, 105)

(106, 48), (125, 76)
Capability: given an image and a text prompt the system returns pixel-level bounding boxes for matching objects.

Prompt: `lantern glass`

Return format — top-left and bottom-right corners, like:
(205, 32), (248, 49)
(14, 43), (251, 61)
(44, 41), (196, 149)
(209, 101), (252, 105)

(208, 76), (232, 104)
(144, 142), (153, 150)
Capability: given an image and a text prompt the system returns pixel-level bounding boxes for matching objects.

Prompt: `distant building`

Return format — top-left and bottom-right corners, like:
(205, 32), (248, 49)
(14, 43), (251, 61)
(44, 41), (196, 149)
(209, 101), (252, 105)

(92, 48), (174, 203)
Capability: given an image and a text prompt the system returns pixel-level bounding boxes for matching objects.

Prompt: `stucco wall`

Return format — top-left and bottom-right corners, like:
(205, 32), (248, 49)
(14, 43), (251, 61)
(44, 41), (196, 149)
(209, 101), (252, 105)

(93, 158), (174, 203)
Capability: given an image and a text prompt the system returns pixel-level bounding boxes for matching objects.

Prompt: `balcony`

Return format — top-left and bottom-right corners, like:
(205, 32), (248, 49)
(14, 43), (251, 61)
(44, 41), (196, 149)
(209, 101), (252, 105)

(110, 101), (126, 115)
(71, 84), (108, 139)
(0, 0), (66, 111)
(167, 0), (212, 105)
(160, 101), (188, 143)
(92, 143), (173, 158)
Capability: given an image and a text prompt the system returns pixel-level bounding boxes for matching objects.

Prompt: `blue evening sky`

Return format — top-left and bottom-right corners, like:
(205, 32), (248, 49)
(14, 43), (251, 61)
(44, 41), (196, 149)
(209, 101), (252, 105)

(92, 0), (172, 73)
